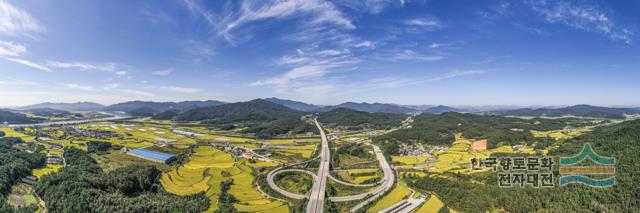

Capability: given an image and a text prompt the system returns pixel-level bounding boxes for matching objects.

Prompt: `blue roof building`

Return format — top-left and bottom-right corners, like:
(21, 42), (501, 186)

(127, 148), (176, 164)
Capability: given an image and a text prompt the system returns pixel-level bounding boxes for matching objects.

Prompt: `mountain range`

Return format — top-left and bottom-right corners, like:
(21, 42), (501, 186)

(17, 102), (105, 111)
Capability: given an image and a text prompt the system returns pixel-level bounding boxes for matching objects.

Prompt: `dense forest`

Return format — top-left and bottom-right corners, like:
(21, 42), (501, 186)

(374, 112), (599, 155)
(318, 108), (406, 129)
(0, 137), (46, 212)
(176, 99), (317, 138)
(406, 119), (640, 212)
(35, 148), (209, 213)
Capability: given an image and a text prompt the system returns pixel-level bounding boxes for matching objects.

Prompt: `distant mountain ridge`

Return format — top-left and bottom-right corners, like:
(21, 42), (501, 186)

(262, 97), (323, 112)
(18, 102), (105, 111)
(322, 102), (416, 113)
(497, 104), (640, 119)
(103, 100), (225, 114)
(423, 105), (462, 113)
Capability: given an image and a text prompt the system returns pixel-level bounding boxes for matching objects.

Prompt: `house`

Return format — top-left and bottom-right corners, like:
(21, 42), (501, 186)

(242, 152), (254, 160)
(472, 139), (488, 151)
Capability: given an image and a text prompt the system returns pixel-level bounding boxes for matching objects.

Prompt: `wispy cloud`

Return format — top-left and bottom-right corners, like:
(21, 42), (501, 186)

(0, 0), (45, 36)
(46, 61), (129, 76)
(405, 18), (441, 27)
(0, 76), (34, 85)
(62, 83), (98, 91)
(161, 86), (202, 93)
(150, 68), (173, 76)
(185, 0), (354, 44)
(0, 40), (26, 57)
(528, 0), (634, 44)
(252, 48), (357, 90)
(119, 88), (154, 97)
(392, 50), (444, 61)
(5, 58), (52, 72)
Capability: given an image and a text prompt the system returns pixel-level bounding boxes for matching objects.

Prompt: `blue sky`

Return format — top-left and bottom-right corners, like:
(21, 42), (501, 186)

(0, 0), (639, 106)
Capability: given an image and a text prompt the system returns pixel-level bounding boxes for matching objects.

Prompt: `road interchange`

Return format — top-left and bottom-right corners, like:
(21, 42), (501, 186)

(265, 119), (395, 213)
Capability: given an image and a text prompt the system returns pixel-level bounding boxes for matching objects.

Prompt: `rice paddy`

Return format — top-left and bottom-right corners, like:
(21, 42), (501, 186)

(392, 155), (431, 165)
(367, 183), (412, 212)
(161, 146), (286, 213)
(415, 193), (448, 213)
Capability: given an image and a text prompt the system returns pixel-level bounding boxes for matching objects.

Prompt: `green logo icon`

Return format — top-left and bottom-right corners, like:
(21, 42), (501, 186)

(559, 144), (615, 187)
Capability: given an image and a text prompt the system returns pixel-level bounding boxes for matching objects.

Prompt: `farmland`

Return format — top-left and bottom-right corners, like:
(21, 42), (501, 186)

(161, 146), (287, 213)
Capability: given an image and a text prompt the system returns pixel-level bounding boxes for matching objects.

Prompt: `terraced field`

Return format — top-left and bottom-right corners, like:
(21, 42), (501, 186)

(392, 155), (431, 165)
(415, 193), (448, 213)
(367, 183), (412, 212)
(0, 128), (36, 141)
(161, 146), (287, 212)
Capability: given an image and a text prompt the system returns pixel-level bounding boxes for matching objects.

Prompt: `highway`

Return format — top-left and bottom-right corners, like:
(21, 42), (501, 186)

(264, 119), (396, 212)
(266, 169), (316, 200)
(306, 119), (330, 213)
(331, 144), (395, 212)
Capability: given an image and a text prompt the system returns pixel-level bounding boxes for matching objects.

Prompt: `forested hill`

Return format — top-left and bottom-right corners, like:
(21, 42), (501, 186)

(262, 97), (323, 112)
(0, 137), (46, 212)
(103, 100), (225, 114)
(176, 99), (316, 138)
(35, 148), (209, 212)
(0, 110), (34, 124)
(317, 108), (406, 129)
(407, 119), (640, 212)
(374, 112), (597, 155)
(176, 99), (302, 122)
(497, 104), (640, 119)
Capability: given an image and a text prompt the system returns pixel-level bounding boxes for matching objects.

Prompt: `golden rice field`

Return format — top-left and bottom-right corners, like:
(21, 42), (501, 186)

(531, 129), (587, 140)
(161, 146), (286, 213)
(347, 169), (379, 184)
(415, 193), (448, 213)
(392, 155), (431, 165)
(32, 164), (63, 179)
(367, 183), (412, 212)
(271, 149), (314, 159)
(0, 128), (36, 141)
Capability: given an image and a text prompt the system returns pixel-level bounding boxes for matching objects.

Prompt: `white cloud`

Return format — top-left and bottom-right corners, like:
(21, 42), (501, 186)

(62, 83), (98, 91)
(392, 50), (444, 61)
(0, 76), (34, 85)
(427, 70), (487, 82)
(186, 0), (354, 44)
(404, 18), (442, 29)
(0, 40), (26, 57)
(162, 86), (202, 93)
(429, 43), (442, 49)
(0, 0), (44, 36)
(253, 48), (358, 90)
(5, 58), (52, 72)
(529, 1), (634, 44)
(119, 88), (154, 97)
(46, 61), (129, 76)
(351, 40), (375, 49)
(150, 68), (173, 76)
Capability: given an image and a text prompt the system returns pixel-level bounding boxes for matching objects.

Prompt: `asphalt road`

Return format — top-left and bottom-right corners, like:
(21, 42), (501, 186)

(306, 119), (330, 213)
(342, 144), (395, 212)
